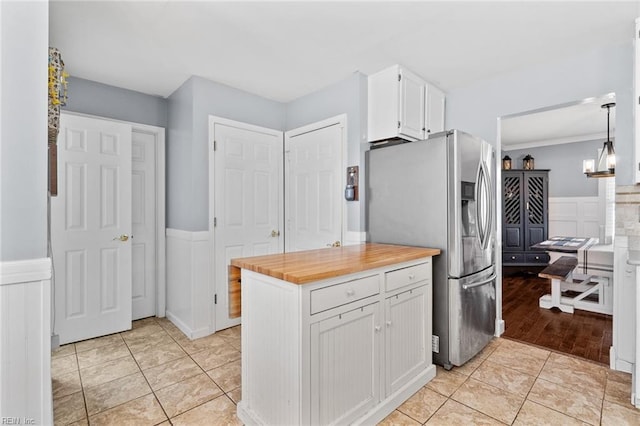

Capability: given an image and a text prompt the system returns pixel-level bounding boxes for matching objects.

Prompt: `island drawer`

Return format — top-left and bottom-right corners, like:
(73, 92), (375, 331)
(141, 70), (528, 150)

(385, 262), (430, 292)
(310, 275), (380, 314)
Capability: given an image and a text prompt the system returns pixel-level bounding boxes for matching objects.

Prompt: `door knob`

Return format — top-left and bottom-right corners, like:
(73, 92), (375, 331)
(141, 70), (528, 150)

(113, 234), (129, 242)
(270, 230), (280, 237)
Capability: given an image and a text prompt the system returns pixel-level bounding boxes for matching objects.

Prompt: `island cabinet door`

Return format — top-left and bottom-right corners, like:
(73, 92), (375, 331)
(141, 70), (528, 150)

(310, 302), (381, 425)
(384, 284), (431, 396)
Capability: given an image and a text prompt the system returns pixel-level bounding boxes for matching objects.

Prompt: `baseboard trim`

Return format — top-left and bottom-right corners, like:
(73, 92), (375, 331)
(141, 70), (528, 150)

(165, 310), (210, 340)
(344, 231), (367, 245)
(165, 310), (192, 338)
(0, 257), (51, 286)
(609, 346), (633, 373)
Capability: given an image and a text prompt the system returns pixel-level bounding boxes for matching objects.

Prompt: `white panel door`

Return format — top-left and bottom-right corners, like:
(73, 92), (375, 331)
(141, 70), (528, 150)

(285, 123), (343, 252)
(52, 114), (132, 344)
(131, 130), (156, 320)
(213, 120), (283, 331)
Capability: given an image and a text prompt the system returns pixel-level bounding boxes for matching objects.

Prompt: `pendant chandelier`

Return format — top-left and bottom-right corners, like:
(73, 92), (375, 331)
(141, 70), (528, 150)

(583, 102), (615, 178)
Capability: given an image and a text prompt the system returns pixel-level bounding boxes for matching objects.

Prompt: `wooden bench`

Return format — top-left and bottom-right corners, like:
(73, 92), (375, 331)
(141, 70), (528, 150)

(539, 256), (577, 281)
(538, 255), (611, 315)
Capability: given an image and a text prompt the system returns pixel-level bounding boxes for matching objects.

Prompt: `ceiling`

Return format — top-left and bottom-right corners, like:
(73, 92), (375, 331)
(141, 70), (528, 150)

(501, 93), (617, 151)
(49, 1), (639, 102)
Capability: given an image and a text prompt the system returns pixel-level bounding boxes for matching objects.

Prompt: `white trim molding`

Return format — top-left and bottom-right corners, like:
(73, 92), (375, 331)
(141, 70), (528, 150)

(344, 231), (367, 246)
(0, 257), (53, 424)
(165, 228), (211, 339)
(0, 257), (51, 285)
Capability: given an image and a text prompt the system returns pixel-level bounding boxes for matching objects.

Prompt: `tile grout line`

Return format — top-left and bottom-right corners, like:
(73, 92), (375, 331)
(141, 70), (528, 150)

(122, 331), (170, 424)
(74, 344), (90, 425)
(509, 352), (549, 425)
(147, 318), (241, 422)
(522, 351), (605, 425)
(449, 357), (517, 425)
(56, 320), (239, 424)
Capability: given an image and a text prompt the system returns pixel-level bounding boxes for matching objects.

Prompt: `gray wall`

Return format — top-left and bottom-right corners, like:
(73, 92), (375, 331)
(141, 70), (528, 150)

(447, 39), (634, 185)
(63, 76), (168, 128)
(0, 1), (48, 261)
(166, 79), (194, 230)
(166, 76), (286, 231)
(285, 72), (368, 232)
(504, 139), (604, 198)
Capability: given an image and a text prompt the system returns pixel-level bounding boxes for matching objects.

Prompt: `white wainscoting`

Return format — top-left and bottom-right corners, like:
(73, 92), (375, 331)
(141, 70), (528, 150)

(0, 258), (52, 425)
(548, 196), (602, 239)
(166, 229), (211, 339)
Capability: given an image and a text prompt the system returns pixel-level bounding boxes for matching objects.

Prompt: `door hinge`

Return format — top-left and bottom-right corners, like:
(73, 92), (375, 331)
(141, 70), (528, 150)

(213, 140), (217, 151)
(214, 294), (217, 304)
(397, 121), (401, 129)
(213, 217), (217, 227)
(398, 74), (401, 82)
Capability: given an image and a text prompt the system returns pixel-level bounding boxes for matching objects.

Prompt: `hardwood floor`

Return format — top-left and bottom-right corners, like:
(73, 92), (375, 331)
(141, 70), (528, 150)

(502, 270), (612, 365)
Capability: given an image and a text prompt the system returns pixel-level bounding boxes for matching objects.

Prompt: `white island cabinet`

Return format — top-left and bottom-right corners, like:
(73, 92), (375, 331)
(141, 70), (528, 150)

(232, 243), (440, 425)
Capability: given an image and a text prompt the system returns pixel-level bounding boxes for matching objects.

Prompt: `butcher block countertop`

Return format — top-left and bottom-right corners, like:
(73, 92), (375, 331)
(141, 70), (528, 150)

(230, 243), (440, 284)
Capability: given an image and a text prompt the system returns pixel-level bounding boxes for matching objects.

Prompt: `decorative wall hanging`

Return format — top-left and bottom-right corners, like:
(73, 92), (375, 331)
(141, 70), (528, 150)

(48, 47), (68, 195)
(48, 47), (68, 143)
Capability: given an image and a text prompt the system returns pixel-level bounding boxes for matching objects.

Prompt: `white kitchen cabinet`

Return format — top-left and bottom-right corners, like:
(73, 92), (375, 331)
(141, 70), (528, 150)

(368, 64), (445, 143)
(611, 236), (636, 373)
(311, 302), (381, 425)
(425, 85), (446, 136)
(385, 284), (431, 395)
(398, 68), (426, 140)
(236, 248), (437, 426)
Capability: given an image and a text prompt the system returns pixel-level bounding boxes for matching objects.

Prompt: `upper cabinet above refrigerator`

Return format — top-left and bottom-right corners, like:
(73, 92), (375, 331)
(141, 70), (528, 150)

(367, 64), (446, 143)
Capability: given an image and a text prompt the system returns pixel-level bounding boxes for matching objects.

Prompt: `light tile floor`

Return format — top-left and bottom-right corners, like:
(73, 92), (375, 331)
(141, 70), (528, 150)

(52, 317), (640, 425)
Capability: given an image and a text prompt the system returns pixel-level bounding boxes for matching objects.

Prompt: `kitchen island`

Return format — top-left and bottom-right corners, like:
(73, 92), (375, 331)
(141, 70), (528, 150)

(231, 243), (440, 425)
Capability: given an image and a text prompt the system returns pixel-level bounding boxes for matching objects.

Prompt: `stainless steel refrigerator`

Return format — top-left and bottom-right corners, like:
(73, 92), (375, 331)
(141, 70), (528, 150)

(367, 129), (496, 369)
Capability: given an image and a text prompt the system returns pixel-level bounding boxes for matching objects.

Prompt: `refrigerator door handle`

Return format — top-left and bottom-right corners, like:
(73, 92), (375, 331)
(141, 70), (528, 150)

(462, 273), (497, 290)
(476, 160), (492, 250)
(475, 164), (485, 248)
(483, 159), (494, 249)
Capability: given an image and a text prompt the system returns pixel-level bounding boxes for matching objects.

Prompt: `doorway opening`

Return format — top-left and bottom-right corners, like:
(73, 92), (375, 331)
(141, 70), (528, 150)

(497, 93), (616, 365)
